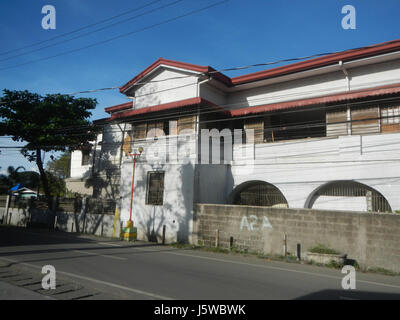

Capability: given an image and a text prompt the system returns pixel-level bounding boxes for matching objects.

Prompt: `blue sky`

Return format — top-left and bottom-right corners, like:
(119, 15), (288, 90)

(0, 0), (399, 173)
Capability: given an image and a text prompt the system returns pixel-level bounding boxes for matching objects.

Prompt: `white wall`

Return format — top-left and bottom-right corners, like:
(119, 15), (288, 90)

(70, 150), (91, 178)
(119, 134), (198, 243)
(227, 58), (400, 108)
(134, 67), (199, 109)
(231, 132), (400, 211)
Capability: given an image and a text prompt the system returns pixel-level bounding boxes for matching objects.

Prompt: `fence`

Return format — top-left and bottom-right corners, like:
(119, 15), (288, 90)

(0, 195), (120, 238)
(194, 203), (400, 273)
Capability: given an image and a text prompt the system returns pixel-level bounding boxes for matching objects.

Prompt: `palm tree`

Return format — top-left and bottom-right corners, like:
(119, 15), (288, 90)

(2, 166), (25, 188)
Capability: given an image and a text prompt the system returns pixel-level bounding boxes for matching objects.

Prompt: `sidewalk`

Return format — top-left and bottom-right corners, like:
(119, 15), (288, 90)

(0, 281), (54, 300)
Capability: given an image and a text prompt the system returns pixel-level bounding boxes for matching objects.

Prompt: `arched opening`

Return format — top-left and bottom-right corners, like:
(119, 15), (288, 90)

(229, 180), (288, 208)
(306, 180), (392, 212)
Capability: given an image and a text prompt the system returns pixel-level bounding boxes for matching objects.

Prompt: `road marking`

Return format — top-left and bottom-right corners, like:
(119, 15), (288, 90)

(0, 257), (173, 300)
(8, 229), (400, 291)
(72, 250), (126, 261)
(130, 246), (400, 291)
(98, 242), (122, 247)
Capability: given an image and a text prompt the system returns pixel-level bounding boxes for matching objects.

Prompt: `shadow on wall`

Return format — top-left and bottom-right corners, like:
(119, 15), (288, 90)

(56, 197), (115, 237)
(120, 161), (195, 243)
(83, 142), (121, 201)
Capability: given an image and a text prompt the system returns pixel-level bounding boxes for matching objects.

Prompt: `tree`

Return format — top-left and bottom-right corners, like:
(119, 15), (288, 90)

(0, 166), (25, 191)
(0, 89), (97, 205)
(46, 152), (71, 179)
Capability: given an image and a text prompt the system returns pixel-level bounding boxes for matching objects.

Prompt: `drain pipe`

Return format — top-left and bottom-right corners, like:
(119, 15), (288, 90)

(196, 76), (211, 164)
(196, 76), (211, 132)
(339, 61), (352, 135)
(339, 60), (351, 92)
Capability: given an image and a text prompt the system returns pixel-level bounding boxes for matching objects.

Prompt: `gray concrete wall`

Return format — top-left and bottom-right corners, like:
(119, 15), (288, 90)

(194, 204), (400, 273)
(0, 205), (120, 239)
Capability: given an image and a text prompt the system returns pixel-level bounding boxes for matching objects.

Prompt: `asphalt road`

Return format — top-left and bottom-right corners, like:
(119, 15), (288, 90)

(1, 226), (400, 300)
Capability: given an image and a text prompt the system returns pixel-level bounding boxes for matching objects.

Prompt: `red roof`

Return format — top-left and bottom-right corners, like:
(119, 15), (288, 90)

(231, 39), (400, 85)
(107, 97), (227, 121)
(229, 83), (400, 117)
(105, 101), (133, 114)
(119, 58), (231, 93)
(108, 39), (400, 119)
(119, 39), (400, 93)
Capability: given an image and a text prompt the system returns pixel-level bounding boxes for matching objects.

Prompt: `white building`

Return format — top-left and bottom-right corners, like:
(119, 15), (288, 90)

(70, 39), (400, 243)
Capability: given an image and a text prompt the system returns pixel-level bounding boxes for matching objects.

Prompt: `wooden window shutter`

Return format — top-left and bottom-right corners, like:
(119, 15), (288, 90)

(169, 120), (178, 135)
(132, 123), (146, 140)
(244, 119), (264, 144)
(381, 105), (400, 133)
(351, 107), (380, 135)
(326, 109), (348, 137)
(147, 122), (165, 138)
(178, 116), (195, 134)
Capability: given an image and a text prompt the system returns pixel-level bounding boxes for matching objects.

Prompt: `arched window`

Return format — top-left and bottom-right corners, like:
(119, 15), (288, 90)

(306, 181), (391, 212)
(230, 181), (288, 207)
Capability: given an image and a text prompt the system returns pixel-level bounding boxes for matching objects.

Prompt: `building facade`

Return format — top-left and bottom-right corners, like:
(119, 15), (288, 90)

(70, 39), (400, 243)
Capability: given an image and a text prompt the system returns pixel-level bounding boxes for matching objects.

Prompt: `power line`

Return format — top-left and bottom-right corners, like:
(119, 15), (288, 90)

(2, 92), (395, 143)
(0, 0), (231, 71)
(59, 40), (400, 95)
(22, 76), (400, 137)
(45, 88), (400, 135)
(0, 0), (186, 63)
(0, 0), (165, 57)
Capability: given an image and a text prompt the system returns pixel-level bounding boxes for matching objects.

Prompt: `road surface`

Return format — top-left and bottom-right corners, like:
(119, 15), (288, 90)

(1, 226), (400, 300)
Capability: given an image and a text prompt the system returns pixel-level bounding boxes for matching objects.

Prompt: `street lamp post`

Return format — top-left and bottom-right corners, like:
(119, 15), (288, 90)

(128, 147), (143, 226)
(121, 147), (143, 241)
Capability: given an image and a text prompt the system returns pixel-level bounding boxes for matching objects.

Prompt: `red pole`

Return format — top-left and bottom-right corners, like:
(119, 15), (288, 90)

(129, 154), (137, 223)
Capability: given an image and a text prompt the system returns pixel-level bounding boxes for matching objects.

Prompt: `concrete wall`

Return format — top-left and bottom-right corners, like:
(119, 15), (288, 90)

(194, 203), (400, 273)
(0, 205), (120, 239)
(65, 178), (93, 196)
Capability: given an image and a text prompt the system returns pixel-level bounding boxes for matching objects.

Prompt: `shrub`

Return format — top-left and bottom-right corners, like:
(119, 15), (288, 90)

(308, 244), (340, 255)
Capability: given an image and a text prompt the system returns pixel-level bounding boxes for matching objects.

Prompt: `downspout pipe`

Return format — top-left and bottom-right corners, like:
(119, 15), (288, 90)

(196, 76), (211, 164)
(339, 61), (352, 135)
(339, 60), (350, 91)
(196, 76), (211, 133)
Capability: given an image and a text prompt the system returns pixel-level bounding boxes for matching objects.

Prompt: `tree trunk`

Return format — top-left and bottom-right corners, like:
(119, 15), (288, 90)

(36, 149), (51, 207)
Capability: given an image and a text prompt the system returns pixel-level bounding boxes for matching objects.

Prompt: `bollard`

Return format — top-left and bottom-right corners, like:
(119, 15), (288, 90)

(297, 243), (301, 261)
(229, 236), (234, 250)
(283, 233), (287, 256)
(162, 225), (166, 245)
(4, 194), (11, 225)
(215, 229), (219, 248)
(53, 215), (58, 230)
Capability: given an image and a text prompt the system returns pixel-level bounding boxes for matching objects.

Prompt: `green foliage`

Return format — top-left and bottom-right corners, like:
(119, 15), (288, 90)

(308, 244), (340, 255)
(45, 171), (66, 197)
(0, 90), (97, 156)
(0, 89), (97, 203)
(46, 152), (71, 179)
